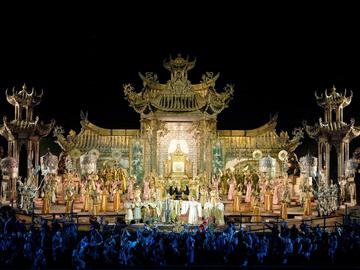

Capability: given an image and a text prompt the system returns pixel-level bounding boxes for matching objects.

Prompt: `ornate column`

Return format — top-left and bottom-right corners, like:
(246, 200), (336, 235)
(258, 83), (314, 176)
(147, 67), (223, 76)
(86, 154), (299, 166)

(141, 119), (151, 177)
(150, 119), (158, 175)
(339, 141), (345, 180)
(345, 141), (350, 165)
(318, 142), (323, 172)
(325, 142), (331, 185)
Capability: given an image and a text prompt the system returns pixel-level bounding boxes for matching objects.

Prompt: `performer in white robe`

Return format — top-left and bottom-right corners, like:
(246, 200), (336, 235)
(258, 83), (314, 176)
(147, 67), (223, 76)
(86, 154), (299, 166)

(214, 202), (225, 226)
(124, 201), (134, 224)
(188, 198), (202, 225)
(348, 174), (356, 206)
(203, 201), (213, 219)
(133, 199), (142, 223)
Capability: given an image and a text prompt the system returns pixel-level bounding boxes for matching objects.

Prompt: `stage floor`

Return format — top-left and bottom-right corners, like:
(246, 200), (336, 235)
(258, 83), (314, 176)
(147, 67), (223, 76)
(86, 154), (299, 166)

(11, 203), (346, 233)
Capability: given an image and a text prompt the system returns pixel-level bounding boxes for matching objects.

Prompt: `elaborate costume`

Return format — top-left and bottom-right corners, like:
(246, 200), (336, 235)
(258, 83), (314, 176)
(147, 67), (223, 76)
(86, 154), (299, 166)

(264, 180), (273, 212)
(143, 177), (150, 201)
(127, 176), (136, 201)
(245, 175), (252, 203)
(65, 182), (75, 213)
(227, 176), (236, 200)
(233, 189), (242, 212)
(42, 182), (52, 214)
(100, 187), (108, 212)
(303, 190), (312, 216)
(272, 177), (280, 205)
(124, 201), (134, 224)
(112, 183), (122, 212)
(340, 176), (347, 203)
(199, 185), (208, 207)
(187, 198), (202, 224)
(348, 174), (356, 206)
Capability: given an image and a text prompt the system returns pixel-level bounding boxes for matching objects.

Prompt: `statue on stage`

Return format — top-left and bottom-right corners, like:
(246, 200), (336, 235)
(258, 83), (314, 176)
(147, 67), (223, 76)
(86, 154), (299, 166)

(16, 178), (24, 208)
(339, 175), (347, 203)
(22, 176), (40, 213)
(348, 172), (356, 206)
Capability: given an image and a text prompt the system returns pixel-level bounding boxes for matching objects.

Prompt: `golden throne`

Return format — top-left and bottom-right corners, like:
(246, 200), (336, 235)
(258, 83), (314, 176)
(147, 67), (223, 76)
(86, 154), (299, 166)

(164, 144), (192, 179)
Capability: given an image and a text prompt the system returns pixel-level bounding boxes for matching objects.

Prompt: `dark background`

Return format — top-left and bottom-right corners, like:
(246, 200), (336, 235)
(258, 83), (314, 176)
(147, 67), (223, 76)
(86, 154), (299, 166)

(1, 3), (360, 157)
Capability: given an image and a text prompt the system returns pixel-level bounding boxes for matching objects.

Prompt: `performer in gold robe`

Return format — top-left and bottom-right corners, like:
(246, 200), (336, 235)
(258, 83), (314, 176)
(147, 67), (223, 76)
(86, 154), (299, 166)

(101, 186), (108, 212)
(65, 183), (75, 214)
(303, 190), (312, 216)
(233, 189), (242, 212)
(113, 183), (122, 212)
(251, 196), (261, 222)
(281, 202), (288, 220)
(91, 189), (100, 216)
(42, 182), (52, 214)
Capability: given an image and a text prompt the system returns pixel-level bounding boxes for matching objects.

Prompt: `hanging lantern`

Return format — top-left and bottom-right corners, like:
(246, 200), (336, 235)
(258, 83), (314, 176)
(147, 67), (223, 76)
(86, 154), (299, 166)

(0, 157), (18, 178)
(278, 150), (288, 161)
(252, 149), (263, 160)
(80, 152), (98, 175)
(345, 159), (358, 177)
(259, 155), (276, 178)
(40, 151), (59, 175)
(299, 154), (317, 178)
(69, 148), (81, 159)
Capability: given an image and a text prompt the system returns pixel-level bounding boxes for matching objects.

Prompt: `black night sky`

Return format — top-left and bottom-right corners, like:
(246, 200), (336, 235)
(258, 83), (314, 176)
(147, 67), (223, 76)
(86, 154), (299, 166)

(1, 3), (360, 156)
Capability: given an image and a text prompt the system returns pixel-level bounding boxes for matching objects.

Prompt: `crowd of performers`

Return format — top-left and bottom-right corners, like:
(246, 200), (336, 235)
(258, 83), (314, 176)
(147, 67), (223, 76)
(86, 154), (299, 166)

(1, 205), (360, 268)
(12, 163), (358, 223)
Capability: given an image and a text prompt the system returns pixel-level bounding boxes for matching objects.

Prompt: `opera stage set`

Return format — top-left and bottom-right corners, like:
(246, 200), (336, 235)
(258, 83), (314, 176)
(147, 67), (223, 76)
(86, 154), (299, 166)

(0, 55), (359, 229)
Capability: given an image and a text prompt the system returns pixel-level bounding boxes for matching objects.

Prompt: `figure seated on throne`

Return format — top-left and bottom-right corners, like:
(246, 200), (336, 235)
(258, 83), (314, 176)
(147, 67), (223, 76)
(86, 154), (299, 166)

(169, 178), (190, 200)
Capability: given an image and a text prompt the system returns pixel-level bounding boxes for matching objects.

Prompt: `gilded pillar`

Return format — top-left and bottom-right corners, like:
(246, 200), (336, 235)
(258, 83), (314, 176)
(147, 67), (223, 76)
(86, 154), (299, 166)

(150, 119), (158, 175)
(345, 142), (350, 165)
(325, 142), (331, 185)
(318, 142), (322, 172)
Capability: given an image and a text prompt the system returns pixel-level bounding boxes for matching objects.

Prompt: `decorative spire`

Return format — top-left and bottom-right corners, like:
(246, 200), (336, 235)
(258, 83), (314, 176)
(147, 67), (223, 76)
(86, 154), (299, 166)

(5, 83), (43, 108)
(163, 54), (196, 82)
(314, 85), (352, 110)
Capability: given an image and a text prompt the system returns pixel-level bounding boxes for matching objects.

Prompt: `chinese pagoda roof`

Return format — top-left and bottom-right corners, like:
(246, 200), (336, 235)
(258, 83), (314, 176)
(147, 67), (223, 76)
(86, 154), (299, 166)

(123, 54), (234, 116)
(315, 85), (352, 110)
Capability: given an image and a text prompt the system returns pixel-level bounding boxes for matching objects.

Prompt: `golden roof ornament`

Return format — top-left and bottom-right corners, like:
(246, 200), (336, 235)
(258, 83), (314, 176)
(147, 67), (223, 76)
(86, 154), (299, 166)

(314, 85), (353, 110)
(5, 83), (43, 108)
(123, 54), (234, 115)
